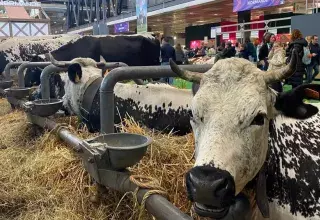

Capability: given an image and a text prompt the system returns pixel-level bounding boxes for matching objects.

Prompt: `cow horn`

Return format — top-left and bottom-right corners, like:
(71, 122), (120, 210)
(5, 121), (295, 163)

(96, 62), (106, 68)
(49, 52), (70, 67)
(264, 48), (298, 83)
(169, 59), (203, 83)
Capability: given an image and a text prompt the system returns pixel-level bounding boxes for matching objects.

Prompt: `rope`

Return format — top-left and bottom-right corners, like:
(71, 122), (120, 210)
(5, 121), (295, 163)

(40, 123), (69, 146)
(130, 175), (168, 220)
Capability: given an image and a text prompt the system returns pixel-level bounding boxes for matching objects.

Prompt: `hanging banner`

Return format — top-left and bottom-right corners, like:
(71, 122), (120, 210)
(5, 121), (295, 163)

(114, 22), (129, 33)
(233, 0), (285, 12)
(251, 30), (259, 38)
(0, 0), (41, 7)
(136, 0), (147, 34)
(268, 29), (277, 35)
(210, 27), (216, 38)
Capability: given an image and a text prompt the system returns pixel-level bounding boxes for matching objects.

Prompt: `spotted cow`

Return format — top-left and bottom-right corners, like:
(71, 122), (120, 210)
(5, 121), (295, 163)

(0, 34), (81, 87)
(169, 51), (320, 220)
(32, 57), (192, 134)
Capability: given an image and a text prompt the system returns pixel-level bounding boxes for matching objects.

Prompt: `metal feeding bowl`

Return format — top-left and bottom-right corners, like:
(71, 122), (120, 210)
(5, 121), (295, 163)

(4, 87), (32, 99)
(23, 99), (63, 117)
(0, 80), (13, 89)
(86, 133), (152, 170)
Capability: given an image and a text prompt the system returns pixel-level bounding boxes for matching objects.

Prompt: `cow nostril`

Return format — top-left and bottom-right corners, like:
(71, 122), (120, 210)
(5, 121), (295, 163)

(186, 166), (235, 207)
(214, 178), (233, 198)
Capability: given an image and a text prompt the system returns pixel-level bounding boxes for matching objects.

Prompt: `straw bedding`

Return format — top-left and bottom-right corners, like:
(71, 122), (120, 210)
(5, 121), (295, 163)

(0, 98), (198, 220)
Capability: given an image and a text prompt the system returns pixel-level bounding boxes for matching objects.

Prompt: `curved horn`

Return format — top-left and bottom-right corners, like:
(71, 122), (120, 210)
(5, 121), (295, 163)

(49, 53), (70, 67)
(96, 61), (107, 69)
(264, 48), (298, 83)
(169, 59), (203, 83)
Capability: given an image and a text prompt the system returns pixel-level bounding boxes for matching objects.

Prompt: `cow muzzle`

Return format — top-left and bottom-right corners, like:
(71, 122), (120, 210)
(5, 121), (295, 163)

(186, 166), (251, 219)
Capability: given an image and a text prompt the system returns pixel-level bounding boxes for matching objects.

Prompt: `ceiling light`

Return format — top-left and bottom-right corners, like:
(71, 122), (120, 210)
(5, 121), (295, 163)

(214, 14), (218, 15)
(174, 36), (177, 40)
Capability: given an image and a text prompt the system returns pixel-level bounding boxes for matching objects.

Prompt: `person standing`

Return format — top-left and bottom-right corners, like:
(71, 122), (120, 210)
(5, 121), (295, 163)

(306, 35), (320, 83)
(174, 43), (186, 65)
(244, 38), (256, 62)
(267, 41), (287, 92)
(258, 32), (276, 71)
(160, 37), (176, 84)
(286, 29), (308, 88)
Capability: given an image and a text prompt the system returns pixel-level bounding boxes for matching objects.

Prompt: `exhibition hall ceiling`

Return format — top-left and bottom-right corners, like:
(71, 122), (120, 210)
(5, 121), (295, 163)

(127, 0), (314, 34)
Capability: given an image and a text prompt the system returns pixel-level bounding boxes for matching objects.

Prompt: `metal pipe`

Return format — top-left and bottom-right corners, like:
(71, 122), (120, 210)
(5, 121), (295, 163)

(26, 113), (192, 220)
(101, 62), (144, 85)
(17, 62), (52, 88)
(40, 64), (66, 99)
(40, 62), (143, 101)
(4, 62), (23, 80)
(100, 64), (213, 134)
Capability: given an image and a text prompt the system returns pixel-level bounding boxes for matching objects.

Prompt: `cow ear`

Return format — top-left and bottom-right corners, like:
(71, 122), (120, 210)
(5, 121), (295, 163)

(67, 63), (82, 83)
(274, 84), (320, 119)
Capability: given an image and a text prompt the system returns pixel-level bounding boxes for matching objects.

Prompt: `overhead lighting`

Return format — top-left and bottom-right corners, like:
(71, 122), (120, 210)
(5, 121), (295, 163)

(174, 36), (177, 40)
(214, 14), (218, 15)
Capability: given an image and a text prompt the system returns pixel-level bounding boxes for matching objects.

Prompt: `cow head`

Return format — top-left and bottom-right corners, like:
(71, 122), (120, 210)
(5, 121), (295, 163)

(169, 50), (320, 219)
(49, 52), (108, 80)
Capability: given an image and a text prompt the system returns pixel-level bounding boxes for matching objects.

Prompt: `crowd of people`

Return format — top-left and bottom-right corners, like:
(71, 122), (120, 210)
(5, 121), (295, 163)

(157, 30), (320, 89)
(213, 29), (320, 92)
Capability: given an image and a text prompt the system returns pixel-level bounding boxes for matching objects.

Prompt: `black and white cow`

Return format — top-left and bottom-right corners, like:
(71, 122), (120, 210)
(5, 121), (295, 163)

(169, 50), (320, 220)
(32, 57), (192, 134)
(0, 34), (81, 86)
(46, 33), (160, 67)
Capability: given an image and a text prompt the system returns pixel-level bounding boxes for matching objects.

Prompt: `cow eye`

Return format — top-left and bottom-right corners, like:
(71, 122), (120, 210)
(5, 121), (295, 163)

(251, 113), (266, 126)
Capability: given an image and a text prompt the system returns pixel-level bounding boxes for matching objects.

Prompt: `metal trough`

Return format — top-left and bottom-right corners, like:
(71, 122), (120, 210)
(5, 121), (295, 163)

(83, 133), (152, 171)
(23, 99), (63, 117)
(99, 64), (213, 134)
(4, 87), (32, 99)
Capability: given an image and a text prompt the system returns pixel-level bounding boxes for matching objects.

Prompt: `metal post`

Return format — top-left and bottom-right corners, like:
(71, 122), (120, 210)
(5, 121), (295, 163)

(27, 113), (193, 220)
(100, 64), (213, 134)
(40, 64), (66, 99)
(96, 0), (99, 21)
(3, 62), (23, 80)
(17, 62), (51, 88)
(102, 0), (106, 22)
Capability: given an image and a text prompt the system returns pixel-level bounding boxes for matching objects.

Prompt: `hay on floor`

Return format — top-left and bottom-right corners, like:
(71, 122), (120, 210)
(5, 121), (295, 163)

(0, 99), (198, 220)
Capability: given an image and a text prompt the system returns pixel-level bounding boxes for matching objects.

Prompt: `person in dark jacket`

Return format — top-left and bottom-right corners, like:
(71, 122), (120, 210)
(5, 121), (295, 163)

(214, 42), (236, 63)
(257, 32), (283, 92)
(306, 35), (320, 83)
(244, 38), (256, 62)
(239, 44), (249, 60)
(160, 37), (176, 84)
(286, 29), (308, 88)
(258, 32), (276, 71)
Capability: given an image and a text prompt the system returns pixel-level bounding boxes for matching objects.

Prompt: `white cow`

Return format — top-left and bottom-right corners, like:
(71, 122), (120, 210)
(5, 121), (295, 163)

(35, 57), (193, 134)
(169, 51), (320, 220)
